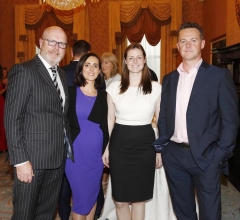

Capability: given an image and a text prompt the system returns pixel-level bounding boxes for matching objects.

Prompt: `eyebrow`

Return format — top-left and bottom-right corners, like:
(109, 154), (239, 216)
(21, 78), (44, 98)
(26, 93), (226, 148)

(128, 55), (143, 57)
(85, 62), (99, 65)
(180, 37), (199, 40)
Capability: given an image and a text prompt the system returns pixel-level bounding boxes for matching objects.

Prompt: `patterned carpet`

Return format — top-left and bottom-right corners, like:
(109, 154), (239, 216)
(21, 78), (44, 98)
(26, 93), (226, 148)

(0, 152), (13, 220)
(0, 151), (240, 220)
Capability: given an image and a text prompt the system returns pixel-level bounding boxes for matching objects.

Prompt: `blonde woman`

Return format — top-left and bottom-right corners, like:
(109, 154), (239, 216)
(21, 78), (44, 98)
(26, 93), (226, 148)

(101, 52), (121, 87)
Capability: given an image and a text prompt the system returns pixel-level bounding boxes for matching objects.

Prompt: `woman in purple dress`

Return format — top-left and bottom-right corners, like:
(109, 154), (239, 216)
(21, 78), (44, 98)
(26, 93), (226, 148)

(65, 53), (109, 220)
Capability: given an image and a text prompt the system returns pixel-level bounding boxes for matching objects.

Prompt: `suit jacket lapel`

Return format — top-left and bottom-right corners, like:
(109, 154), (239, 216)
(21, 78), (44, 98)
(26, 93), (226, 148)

(34, 55), (60, 101)
(171, 70), (179, 117)
(189, 61), (210, 104)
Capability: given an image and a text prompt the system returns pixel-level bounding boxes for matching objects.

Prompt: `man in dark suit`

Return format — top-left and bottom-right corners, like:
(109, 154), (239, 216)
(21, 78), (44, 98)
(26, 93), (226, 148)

(4, 26), (73, 220)
(153, 22), (239, 220)
(62, 40), (90, 86)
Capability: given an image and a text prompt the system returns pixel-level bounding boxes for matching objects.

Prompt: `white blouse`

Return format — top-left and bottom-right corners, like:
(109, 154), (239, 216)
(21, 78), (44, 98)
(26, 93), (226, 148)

(106, 81), (161, 125)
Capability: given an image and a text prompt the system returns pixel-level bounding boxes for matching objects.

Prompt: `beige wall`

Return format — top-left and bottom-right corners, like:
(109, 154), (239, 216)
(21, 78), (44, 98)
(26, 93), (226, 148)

(182, 0), (203, 26)
(226, 0), (240, 46)
(202, 0), (227, 62)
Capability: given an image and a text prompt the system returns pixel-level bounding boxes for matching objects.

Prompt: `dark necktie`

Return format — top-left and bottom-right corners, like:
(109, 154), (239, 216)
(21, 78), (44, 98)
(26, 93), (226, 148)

(50, 67), (74, 161)
(50, 67), (63, 109)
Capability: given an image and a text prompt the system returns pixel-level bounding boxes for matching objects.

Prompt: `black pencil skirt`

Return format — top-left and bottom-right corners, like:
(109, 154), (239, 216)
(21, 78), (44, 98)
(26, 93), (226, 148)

(109, 123), (156, 202)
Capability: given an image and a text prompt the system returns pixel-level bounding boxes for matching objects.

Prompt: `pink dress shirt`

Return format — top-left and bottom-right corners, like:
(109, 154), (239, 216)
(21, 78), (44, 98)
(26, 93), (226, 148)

(170, 59), (203, 144)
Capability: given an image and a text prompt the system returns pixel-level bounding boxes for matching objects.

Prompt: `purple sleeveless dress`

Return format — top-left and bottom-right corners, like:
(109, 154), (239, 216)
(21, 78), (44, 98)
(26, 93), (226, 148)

(65, 88), (104, 215)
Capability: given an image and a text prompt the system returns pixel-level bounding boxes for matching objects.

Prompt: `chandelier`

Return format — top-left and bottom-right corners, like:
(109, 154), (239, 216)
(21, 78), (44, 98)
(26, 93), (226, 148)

(40, 0), (99, 10)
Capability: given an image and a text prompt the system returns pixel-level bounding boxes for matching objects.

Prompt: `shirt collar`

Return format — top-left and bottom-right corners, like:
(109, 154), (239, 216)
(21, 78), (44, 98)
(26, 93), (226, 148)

(177, 58), (203, 74)
(38, 54), (57, 70)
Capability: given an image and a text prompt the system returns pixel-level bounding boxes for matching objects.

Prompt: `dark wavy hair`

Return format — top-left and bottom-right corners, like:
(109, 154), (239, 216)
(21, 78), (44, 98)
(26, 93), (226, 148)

(177, 22), (204, 40)
(120, 43), (152, 94)
(74, 53), (104, 89)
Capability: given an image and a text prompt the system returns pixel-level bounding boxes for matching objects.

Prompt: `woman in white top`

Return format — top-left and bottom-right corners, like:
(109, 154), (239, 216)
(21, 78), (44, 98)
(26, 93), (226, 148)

(101, 52), (121, 87)
(102, 43), (162, 220)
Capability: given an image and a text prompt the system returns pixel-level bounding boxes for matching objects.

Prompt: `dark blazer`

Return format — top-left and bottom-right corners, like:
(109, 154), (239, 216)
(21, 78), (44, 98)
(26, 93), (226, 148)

(67, 86), (109, 154)
(154, 61), (239, 171)
(62, 61), (78, 86)
(4, 55), (73, 168)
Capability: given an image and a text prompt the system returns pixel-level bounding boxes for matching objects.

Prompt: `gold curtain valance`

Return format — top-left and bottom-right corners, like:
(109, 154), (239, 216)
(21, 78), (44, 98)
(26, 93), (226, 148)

(116, 8), (168, 46)
(25, 5), (73, 30)
(120, 1), (171, 23)
(25, 5), (46, 26)
(149, 2), (171, 21)
(109, 0), (177, 51)
(120, 2), (142, 23)
(118, 1), (171, 46)
(109, 0), (182, 83)
(15, 4), (90, 66)
(24, 4), (89, 42)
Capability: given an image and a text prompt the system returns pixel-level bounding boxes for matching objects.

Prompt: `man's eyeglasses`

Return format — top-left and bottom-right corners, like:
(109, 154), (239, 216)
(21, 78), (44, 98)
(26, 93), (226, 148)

(42, 38), (67, 49)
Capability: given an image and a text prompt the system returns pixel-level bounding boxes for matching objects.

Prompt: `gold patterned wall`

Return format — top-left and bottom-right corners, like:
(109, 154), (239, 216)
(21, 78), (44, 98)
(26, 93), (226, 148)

(87, 0), (109, 57)
(226, 0), (240, 47)
(182, 0), (203, 26)
(202, 0), (227, 62)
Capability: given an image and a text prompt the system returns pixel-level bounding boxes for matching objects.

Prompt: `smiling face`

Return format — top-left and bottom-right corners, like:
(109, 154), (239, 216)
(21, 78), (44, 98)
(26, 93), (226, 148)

(125, 48), (146, 74)
(177, 28), (205, 63)
(82, 56), (101, 82)
(39, 27), (67, 67)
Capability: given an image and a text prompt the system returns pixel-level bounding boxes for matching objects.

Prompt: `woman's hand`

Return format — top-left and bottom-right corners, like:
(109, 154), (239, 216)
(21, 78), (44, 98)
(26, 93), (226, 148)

(155, 153), (162, 168)
(102, 147), (109, 168)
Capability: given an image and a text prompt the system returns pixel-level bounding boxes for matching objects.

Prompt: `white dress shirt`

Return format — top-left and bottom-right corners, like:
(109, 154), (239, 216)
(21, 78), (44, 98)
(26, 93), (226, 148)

(170, 59), (202, 144)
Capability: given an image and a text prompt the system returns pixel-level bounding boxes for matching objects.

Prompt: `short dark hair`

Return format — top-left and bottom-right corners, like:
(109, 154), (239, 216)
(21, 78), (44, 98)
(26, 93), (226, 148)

(74, 53), (104, 89)
(177, 22), (204, 39)
(72, 40), (91, 57)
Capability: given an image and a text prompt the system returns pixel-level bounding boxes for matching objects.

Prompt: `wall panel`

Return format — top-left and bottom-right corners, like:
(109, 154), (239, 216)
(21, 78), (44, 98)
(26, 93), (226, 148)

(0, 0), (39, 69)
(202, 0), (227, 63)
(226, 0), (240, 47)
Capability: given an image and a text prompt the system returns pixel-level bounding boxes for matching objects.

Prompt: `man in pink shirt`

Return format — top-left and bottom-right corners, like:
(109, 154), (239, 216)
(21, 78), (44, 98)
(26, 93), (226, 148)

(153, 22), (239, 220)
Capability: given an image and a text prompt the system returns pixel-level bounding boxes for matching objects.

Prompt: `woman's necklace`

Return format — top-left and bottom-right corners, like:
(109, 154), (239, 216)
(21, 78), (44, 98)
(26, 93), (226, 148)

(80, 87), (97, 102)
(84, 95), (93, 101)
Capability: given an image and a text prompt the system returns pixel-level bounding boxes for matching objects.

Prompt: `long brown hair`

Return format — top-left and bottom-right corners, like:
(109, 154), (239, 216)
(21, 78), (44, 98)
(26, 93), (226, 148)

(120, 43), (152, 94)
